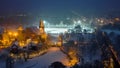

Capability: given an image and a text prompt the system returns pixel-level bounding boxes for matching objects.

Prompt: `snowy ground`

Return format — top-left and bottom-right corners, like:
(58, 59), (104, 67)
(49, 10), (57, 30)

(45, 28), (68, 34)
(0, 47), (70, 68)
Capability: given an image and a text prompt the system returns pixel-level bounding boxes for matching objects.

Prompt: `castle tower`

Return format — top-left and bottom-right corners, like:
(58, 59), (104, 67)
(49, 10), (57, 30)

(39, 20), (45, 34)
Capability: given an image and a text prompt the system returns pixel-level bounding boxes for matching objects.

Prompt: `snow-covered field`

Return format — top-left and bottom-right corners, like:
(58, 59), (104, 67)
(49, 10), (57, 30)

(45, 28), (68, 33)
(0, 47), (70, 68)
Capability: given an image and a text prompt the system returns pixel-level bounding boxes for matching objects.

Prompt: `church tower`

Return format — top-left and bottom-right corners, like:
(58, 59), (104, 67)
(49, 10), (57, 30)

(39, 20), (45, 34)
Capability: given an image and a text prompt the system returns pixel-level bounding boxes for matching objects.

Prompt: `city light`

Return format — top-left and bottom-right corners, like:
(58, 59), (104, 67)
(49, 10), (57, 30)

(8, 32), (12, 36)
(43, 20), (47, 24)
(13, 32), (18, 37)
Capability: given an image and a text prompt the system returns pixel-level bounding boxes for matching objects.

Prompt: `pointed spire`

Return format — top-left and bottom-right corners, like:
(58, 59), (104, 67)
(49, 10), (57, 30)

(39, 19), (45, 34)
(39, 19), (44, 28)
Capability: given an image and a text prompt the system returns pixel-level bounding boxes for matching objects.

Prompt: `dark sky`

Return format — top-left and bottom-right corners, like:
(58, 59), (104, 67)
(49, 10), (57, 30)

(0, 0), (120, 16)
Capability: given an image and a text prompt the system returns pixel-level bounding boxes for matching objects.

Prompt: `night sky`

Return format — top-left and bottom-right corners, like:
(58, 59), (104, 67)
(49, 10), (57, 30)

(0, 0), (120, 16)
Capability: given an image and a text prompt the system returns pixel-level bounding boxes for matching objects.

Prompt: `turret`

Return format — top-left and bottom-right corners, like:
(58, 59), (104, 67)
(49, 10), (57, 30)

(39, 20), (45, 34)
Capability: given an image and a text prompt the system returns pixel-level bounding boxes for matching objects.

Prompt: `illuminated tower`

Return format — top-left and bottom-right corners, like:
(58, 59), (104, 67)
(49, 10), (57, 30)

(39, 20), (45, 34)
(39, 20), (47, 44)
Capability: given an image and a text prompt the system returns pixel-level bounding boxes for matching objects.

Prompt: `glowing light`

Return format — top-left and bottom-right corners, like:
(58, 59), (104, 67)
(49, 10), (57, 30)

(13, 32), (18, 37)
(33, 41), (38, 44)
(100, 20), (104, 23)
(57, 42), (62, 46)
(8, 32), (12, 35)
(26, 39), (32, 44)
(77, 20), (81, 24)
(74, 41), (77, 45)
(19, 42), (25, 47)
(43, 20), (47, 24)
(115, 18), (120, 21)
(70, 59), (78, 66)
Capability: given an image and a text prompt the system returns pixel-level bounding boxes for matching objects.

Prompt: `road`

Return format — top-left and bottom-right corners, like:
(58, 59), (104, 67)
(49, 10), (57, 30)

(14, 47), (70, 68)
